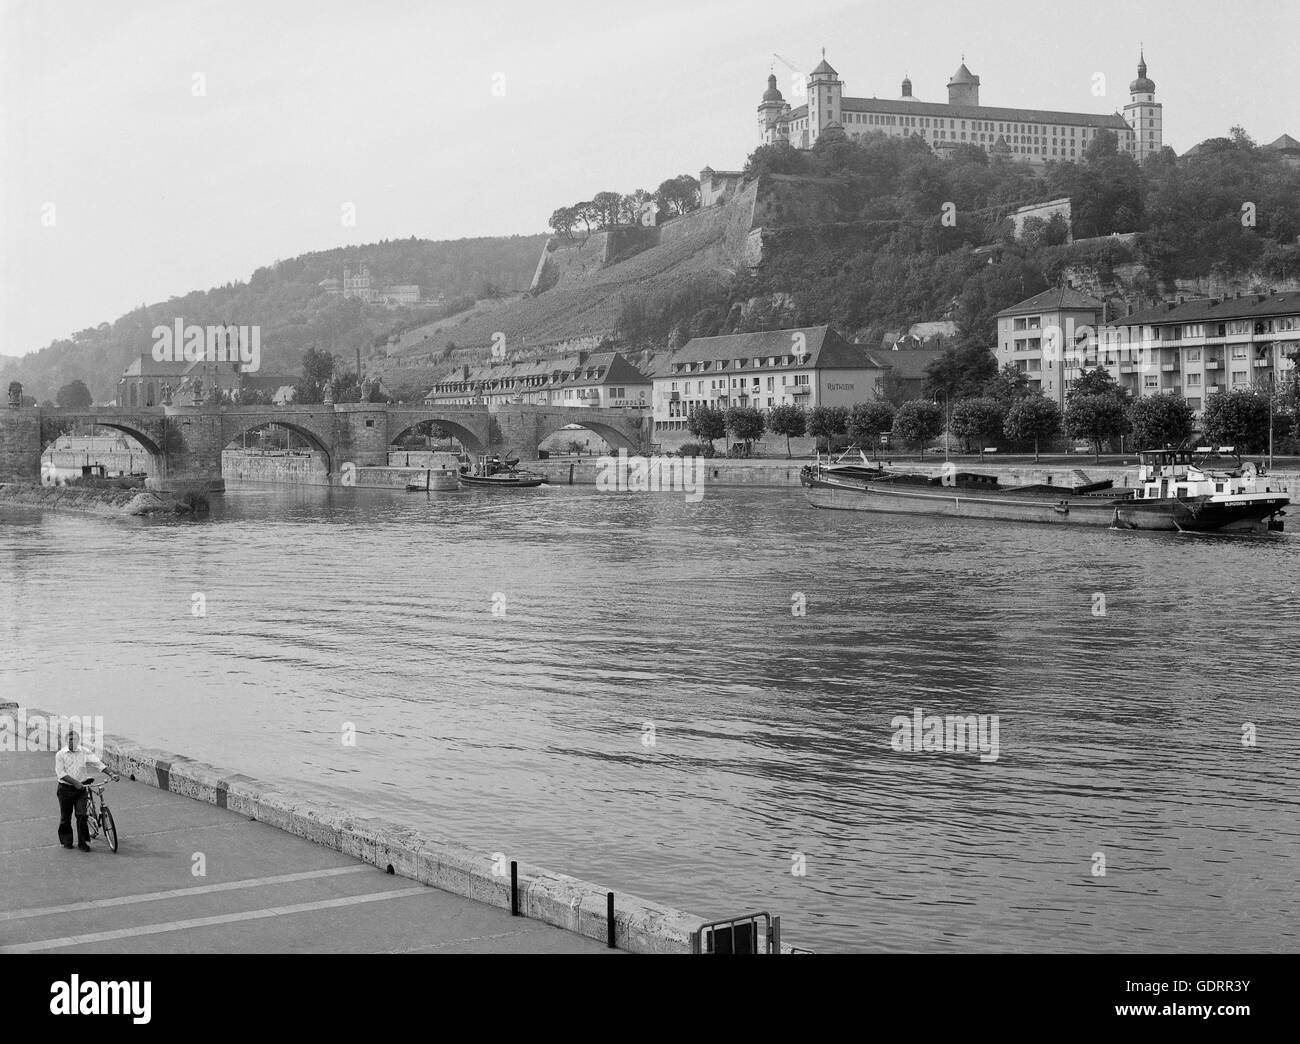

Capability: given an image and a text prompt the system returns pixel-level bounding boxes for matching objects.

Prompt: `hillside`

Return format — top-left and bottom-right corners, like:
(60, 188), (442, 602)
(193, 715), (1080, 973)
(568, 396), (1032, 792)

(2, 236), (547, 403)
(384, 127), (1300, 395)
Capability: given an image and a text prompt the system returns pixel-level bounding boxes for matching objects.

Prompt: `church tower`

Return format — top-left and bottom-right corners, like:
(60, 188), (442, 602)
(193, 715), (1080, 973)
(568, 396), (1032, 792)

(1123, 50), (1162, 162)
(807, 51), (842, 146)
(757, 73), (788, 145)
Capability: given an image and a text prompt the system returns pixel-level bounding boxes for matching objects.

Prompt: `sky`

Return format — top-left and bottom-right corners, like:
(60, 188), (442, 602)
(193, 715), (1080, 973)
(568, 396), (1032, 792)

(2, 0), (1296, 357)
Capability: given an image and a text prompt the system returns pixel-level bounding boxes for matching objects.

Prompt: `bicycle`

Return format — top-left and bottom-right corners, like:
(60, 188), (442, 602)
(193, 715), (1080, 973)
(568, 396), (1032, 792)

(81, 776), (119, 853)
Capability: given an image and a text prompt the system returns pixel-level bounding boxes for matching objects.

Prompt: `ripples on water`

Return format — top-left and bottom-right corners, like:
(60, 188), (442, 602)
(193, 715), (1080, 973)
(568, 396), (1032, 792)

(2, 483), (1298, 952)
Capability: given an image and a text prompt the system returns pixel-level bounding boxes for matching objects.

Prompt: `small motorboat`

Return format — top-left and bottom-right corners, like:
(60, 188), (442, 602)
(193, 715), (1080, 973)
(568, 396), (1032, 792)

(459, 455), (547, 489)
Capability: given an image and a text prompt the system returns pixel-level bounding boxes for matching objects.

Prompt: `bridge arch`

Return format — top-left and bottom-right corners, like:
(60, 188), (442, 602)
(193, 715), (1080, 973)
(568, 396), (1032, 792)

(222, 418), (335, 474)
(38, 419), (165, 481)
(537, 418), (642, 453)
(389, 418), (486, 455)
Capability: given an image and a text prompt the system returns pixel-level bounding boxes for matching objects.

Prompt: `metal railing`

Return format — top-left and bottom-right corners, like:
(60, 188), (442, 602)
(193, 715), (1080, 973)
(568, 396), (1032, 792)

(689, 912), (810, 954)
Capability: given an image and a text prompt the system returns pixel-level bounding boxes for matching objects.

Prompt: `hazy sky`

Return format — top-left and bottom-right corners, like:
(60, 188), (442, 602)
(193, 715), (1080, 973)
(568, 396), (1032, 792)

(2, 0), (1296, 357)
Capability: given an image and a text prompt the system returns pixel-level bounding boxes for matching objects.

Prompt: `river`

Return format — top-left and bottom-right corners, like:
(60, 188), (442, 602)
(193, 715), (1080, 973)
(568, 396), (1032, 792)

(2, 481), (1297, 952)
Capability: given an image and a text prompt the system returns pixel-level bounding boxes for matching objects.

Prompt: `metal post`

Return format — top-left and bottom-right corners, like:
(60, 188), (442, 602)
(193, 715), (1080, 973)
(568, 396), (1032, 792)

(606, 892), (616, 949)
(771, 915), (781, 954)
(510, 861), (518, 916)
(1268, 371), (1274, 471)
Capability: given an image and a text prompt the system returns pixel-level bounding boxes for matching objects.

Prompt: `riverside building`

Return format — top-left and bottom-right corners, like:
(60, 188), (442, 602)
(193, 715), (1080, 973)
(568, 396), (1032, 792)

(651, 326), (907, 434)
(1087, 291), (1300, 415)
(424, 350), (650, 408)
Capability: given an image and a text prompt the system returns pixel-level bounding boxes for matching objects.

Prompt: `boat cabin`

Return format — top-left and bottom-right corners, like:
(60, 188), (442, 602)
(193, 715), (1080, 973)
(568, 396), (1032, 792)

(1135, 449), (1268, 501)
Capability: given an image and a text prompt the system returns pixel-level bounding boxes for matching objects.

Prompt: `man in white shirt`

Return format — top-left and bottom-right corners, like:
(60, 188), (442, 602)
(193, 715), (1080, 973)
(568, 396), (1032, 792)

(55, 730), (119, 851)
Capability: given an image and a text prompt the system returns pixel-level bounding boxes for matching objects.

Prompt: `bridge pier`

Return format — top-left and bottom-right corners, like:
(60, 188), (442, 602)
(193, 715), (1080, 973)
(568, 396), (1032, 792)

(0, 407), (42, 484)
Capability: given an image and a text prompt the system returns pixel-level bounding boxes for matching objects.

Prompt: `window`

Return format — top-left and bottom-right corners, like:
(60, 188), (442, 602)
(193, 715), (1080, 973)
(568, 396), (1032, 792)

(1231, 371), (1249, 385)
(794, 374), (810, 386)
(1143, 375), (1158, 388)
(1186, 373), (1201, 387)
(1186, 349), (1201, 362)
(1231, 346), (1247, 359)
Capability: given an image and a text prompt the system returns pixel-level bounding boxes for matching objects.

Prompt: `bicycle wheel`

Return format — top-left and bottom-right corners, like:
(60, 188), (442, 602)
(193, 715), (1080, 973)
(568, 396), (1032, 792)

(100, 808), (118, 853)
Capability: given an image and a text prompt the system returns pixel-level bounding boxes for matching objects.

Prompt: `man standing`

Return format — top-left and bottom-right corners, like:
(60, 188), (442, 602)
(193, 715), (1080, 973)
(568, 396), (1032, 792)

(55, 730), (118, 851)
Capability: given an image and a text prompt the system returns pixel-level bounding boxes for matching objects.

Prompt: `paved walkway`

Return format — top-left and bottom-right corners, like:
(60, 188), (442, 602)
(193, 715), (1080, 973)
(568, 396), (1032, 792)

(0, 751), (609, 953)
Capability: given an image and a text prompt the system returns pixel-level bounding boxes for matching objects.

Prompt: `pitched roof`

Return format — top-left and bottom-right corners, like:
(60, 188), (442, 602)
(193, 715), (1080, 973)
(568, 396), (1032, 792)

(996, 287), (1106, 317)
(1117, 291), (1300, 327)
(434, 350), (649, 390)
(948, 62), (979, 85)
(1265, 133), (1300, 152)
(653, 326), (889, 377)
(120, 352), (191, 378)
(839, 95), (1130, 130)
(875, 347), (947, 379)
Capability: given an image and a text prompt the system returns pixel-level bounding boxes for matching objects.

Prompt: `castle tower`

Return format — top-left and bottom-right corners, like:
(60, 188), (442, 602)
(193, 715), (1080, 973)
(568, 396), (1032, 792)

(1123, 49), (1162, 162)
(947, 59), (980, 106)
(807, 50), (842, 146)
(757, 73), (788, 145)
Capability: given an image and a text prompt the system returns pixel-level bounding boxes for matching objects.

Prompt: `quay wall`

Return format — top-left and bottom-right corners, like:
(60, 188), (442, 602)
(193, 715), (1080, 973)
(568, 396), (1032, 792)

(532, 457), (1300, 494)
(1, 702), (793, 954)
(221, 451), (455, 490)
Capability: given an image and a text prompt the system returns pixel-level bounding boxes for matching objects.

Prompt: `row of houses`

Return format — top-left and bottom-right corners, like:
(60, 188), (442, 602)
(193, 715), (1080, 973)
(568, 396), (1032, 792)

(995, 287), (1300, 414)
(420, 328), (943, 434)
(108, 288), (1300, 425)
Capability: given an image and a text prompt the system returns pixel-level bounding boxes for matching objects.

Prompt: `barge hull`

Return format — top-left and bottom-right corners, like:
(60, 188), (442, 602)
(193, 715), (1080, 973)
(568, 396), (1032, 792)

(804, 481), (1287, 533)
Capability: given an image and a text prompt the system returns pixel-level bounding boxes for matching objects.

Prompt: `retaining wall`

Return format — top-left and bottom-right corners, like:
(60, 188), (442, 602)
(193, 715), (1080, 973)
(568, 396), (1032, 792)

(1, 702), (780, 954)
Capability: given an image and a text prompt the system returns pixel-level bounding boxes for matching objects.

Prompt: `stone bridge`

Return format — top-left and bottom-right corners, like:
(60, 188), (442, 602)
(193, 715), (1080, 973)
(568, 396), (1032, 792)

(0, 402), (651, 493)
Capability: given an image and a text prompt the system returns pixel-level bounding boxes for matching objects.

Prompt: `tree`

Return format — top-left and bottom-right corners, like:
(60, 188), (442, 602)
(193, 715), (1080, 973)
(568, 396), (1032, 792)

(331, 370), (362, 403)
(655, 174), (701, 217)
(893, 400), (943, 452)
(1003, 395), (1062, 462)
(924, 343), (997, 401)
(1201, 388), (1271, 453)
(1065, 392), (1128, 462)
(686, 404), (726, 451)
(724, 406), (765, 453)
(846, 401), (895, 450)
(55, 379), (93, 408)
(767, 403), (806, 458)
(949, 396), (1006, 456)
(292, 346), (336, 405)
(985, 362), (1031, 407)
(1128, 392), (1195, 450)
(1068, 367), (1126, 403)
(548, 206), (577, 238)
(591, 191), (622, 229)
(807, 405), (849, 452)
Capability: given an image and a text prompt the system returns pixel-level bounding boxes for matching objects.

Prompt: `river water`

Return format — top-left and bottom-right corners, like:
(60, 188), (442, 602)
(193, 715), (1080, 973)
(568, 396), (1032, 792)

(2, 481), (1297, 953)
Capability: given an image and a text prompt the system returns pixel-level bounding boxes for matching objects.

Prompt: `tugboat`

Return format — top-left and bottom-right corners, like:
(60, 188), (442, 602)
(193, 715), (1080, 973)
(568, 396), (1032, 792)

(802, 448), (1288, 534)
(459, 454), (547, 489)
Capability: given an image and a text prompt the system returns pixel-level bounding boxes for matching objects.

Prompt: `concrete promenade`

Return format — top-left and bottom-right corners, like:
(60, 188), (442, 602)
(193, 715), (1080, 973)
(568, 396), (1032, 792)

(0, 747), (613, 954)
